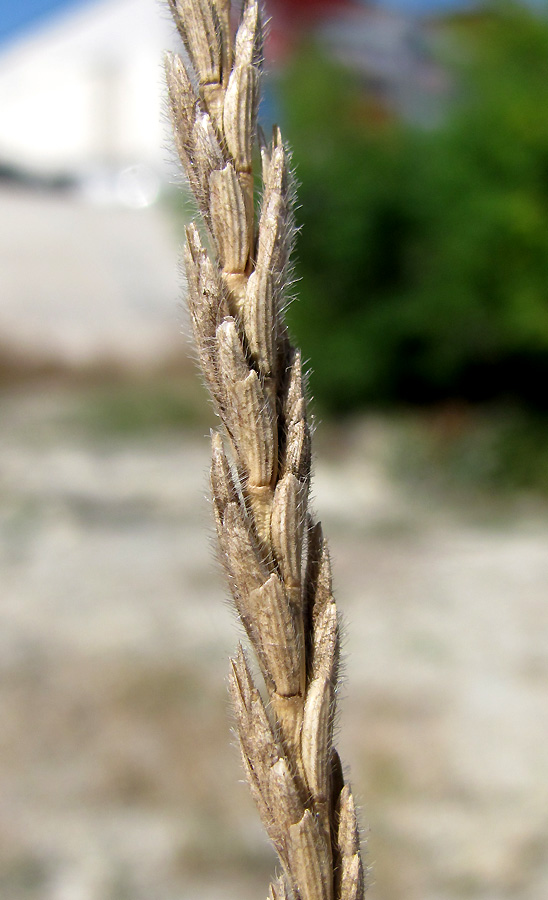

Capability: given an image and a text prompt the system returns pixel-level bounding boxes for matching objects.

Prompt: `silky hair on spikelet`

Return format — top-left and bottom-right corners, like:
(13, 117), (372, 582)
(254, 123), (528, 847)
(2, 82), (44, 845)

(165, 2), (366, 898)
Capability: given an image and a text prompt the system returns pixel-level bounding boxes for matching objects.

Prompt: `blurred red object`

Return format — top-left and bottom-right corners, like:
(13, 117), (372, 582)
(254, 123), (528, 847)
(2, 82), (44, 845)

(266, 0), (361, 61)
(271, 0), (358, 19)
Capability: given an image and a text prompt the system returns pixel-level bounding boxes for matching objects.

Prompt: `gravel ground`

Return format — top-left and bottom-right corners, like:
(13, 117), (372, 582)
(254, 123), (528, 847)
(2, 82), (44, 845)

(1, 385), (547, 900)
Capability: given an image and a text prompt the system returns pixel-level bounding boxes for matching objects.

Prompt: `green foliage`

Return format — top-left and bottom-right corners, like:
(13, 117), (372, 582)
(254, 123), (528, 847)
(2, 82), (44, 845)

(280, 4), (548, 412)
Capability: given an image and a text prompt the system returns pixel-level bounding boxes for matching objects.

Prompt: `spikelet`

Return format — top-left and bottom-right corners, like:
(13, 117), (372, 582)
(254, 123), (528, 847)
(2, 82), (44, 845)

(166, 2), (366, 897)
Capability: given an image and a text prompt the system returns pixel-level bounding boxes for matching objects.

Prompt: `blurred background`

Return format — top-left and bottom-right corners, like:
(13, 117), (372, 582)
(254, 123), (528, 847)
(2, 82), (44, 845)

(1, 0), (548, 898)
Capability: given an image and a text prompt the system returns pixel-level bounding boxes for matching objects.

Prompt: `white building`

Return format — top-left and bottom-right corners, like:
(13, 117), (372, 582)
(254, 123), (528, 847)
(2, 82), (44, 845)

(0, 0), (177, 183)
(0, 0), (187, 371)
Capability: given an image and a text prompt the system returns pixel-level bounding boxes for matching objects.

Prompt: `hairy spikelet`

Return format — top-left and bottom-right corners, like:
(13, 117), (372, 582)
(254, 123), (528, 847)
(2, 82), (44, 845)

(166, 2), (366, 897)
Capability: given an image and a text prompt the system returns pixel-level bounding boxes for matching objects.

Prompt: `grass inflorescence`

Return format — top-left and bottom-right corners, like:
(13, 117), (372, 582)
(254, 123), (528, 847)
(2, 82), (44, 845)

(165, 3), (366, 898)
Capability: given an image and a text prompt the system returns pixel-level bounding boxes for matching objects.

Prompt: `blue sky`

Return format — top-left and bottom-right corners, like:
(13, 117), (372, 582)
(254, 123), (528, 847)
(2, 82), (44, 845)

(0, 0), (94, 46)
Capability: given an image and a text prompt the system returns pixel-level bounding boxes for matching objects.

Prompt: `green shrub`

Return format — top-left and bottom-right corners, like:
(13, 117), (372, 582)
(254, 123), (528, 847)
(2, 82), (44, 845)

(280, 4), (548, 412)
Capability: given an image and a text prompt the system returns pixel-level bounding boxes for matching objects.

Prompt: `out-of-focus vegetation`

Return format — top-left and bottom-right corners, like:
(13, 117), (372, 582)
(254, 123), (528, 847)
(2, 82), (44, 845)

(68, 378), (211, 436)
(281, 3), (548, 419)
(388, 404), (548, 497)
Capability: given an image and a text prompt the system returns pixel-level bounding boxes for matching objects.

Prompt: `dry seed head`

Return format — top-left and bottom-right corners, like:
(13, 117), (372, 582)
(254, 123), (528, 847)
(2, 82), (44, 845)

(167, 0), (366, 896)
(256, 145), (292, 296)
(170, 0), (222, 85)
(249, 573), (301, 696)
(243, 267), (276, 378)
(284, 350), (306, 427)
(310, 601), (339, 682)
(217, 317), (249, 383)
(224, 63), (259, 172)
(210, 431), (238, 520)
(337, 785), (361, 857)
(267, 757), (305, 830)
(287, 810), (332, 900)
(234, 0), (263, 69)
(232, 370), (276, 488)
(191, 111), (225, 199)
(230, 646), (280, 772)
(268, 878), (290, 900)
(271, 472), (306, 592)
(284, 417), (311, 483)
(302, 674), (333, 803)
(219, 501), (267, 592)
(184, 225), (227, 334)
(339, 855), (365, 900)
(210, 163), (250, 274)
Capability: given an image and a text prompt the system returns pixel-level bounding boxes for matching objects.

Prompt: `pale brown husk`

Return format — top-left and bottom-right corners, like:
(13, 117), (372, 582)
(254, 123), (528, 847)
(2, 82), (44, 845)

(165, 2), (366, 897)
